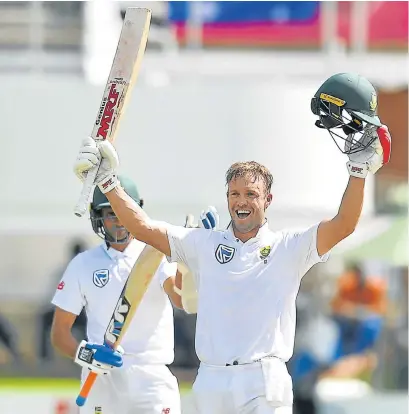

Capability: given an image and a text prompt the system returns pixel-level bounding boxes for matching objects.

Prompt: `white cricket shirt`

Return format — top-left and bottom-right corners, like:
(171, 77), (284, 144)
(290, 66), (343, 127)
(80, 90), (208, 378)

(52, 239), (177, 365)
(167, 221), (329, 365)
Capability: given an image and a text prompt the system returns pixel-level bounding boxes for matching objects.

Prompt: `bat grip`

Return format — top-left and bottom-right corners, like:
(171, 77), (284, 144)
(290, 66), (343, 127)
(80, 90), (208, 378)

(74, 166), (98, 217)
(76, 371), (98, 406)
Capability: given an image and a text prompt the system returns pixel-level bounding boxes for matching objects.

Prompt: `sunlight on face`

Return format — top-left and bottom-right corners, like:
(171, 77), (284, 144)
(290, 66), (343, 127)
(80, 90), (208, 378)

(227, 175), (271, 238)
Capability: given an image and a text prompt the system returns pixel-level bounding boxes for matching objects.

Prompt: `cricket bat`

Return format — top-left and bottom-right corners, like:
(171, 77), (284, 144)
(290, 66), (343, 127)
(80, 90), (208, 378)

(74, 7), (152, 217)
(76, 245), (164, 407)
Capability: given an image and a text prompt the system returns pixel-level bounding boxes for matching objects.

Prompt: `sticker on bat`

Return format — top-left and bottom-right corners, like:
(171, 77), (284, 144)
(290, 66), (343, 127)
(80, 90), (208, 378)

(96, 83), (120, 138)
(105, 295), (131, 346)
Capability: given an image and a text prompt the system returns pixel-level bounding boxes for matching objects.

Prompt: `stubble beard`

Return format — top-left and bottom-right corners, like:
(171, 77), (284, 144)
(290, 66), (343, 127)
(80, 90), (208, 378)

(231, 217), (259, 235)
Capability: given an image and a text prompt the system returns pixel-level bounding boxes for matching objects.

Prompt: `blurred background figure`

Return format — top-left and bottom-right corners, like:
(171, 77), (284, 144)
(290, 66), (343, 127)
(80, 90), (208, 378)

(329, 263), (386, 376)
(0, 1), (406, 413)
(0, 313), (22, 364)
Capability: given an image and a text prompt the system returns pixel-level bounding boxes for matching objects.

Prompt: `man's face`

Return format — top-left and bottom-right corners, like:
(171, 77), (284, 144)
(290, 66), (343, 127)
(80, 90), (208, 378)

(101, 208), (128, 243)
(227, 175), (272, 235)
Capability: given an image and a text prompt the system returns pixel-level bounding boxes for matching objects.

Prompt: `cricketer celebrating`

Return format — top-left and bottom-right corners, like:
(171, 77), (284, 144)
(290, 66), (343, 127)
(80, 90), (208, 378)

(51, 175), (218, 414)
(72, 73), (392, 414)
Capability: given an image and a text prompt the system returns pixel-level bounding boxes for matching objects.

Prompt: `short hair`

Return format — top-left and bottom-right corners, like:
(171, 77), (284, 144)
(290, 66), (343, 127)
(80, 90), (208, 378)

(225, 161), (273, 194)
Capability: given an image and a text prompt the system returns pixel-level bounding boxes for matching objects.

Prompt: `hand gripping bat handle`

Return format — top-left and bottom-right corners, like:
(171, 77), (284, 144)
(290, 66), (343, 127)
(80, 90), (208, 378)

(76, 371), (98, 406)
(74, 165), (99, 217)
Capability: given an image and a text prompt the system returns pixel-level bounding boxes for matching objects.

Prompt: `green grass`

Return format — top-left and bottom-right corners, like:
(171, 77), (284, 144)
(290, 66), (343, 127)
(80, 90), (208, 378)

(0, 378), (191, 393)
(0, 378), (79, 390)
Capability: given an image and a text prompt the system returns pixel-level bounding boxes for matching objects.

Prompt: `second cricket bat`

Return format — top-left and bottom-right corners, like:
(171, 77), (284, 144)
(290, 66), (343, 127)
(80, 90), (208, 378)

(74, 7), (152, 217)
(76, 245), (164, 407)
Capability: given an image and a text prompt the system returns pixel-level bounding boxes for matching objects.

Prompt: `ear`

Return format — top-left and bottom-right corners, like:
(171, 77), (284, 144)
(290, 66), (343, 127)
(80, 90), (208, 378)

(265, 194), (273, 210)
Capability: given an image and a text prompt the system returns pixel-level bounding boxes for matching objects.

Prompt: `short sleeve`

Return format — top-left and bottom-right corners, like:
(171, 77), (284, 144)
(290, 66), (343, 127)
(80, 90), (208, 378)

(166, 225), (208, 275)
(51, 256), (86, 315)
(156, 258), (178, 288)
(285, 223), (330, 280)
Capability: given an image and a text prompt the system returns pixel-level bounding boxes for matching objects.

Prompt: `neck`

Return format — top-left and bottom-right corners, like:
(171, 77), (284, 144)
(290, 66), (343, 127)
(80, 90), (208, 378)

(108, 240), (132, 252)
(232, 221), (264, 243)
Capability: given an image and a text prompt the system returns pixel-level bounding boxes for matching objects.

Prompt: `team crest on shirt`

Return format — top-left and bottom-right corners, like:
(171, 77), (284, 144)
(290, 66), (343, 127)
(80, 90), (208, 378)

(259, 246), (271, 259)
(215, 244), (235, 264)
(93, 269), (110, 288)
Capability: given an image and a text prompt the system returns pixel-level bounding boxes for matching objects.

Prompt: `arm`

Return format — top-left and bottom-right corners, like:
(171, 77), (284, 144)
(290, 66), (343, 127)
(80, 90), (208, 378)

(317, 125), (392, 256)
(73, 138), (171, 256)
(51, 307), (80, 359)
(106, 186), (171, 256)
(163, 273), (183, 309)
(74, 140), (218, 266)
(317, 177), (364, 256)
(320, 352), (377, 379)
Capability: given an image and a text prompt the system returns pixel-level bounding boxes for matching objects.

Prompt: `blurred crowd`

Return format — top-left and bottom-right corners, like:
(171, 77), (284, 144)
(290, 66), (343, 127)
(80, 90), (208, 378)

(290, 263), (408, 414)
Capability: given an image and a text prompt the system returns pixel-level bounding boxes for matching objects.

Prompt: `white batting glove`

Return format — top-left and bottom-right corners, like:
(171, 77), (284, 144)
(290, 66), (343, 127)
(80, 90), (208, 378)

(74, 340), (124, 375)
(346, 125), (392, 178)
(73, 137), (120, 193)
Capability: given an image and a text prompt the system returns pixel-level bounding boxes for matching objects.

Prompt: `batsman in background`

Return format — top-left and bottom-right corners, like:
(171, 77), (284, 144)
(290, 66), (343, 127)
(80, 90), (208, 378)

(72, 73), (392, 414)
(51, 174), (218, 414)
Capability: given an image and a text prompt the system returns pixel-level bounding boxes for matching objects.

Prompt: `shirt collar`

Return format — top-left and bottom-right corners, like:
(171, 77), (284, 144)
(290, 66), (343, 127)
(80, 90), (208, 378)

(101, 239), (144, 260)
(223, 220), (270, 245)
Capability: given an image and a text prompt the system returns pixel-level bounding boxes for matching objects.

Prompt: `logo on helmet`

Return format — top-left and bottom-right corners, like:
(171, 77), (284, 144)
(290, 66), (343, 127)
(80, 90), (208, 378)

(320, 93), (346, 107)
(369, 93), (377, 111)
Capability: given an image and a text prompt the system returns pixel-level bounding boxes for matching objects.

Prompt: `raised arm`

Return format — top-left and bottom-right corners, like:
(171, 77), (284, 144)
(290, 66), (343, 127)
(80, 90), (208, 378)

(73, 137), (171, 256)
(317, 125), (391, 256)
(105, 185), (171, 256)
(317, 177), (364, 256)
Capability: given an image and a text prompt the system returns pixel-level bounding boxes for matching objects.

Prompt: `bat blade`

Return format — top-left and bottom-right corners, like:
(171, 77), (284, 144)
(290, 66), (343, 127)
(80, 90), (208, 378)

(74, 7), (152, 217)
(76, 245), (164, 407)
(105, 246), (165, 347)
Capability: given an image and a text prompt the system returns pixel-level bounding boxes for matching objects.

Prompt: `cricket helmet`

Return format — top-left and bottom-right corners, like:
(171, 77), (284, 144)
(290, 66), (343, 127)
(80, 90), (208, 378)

(311, 73), (381, 154)
(90, 175), (144, 244)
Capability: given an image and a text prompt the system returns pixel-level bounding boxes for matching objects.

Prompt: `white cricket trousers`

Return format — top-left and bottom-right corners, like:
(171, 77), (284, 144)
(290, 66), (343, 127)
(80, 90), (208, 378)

(80, 363), (181, 414)
(192, 360), (293, 414)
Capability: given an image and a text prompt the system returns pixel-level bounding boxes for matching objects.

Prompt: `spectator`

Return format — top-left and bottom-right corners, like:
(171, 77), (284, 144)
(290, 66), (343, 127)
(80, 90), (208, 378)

(330, 263), (386, 367)
(290, 263), (387, 413)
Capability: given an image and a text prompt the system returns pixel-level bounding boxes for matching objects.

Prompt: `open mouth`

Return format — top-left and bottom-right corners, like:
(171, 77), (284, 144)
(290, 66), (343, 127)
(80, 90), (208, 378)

(235, 210), (251, 220)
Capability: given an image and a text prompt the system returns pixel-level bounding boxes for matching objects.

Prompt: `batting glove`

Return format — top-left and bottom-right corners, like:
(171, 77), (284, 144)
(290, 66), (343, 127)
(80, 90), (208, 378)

(199, 206), (220, 230)
(74, 340), (124, 375)
(73, 137), (120, 193)
(346, 125), (391, 178)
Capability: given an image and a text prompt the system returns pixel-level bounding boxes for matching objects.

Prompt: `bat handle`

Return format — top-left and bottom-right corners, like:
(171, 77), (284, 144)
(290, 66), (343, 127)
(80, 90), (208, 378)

(76, 371), (98, 406)
(74, 166), (99, 217)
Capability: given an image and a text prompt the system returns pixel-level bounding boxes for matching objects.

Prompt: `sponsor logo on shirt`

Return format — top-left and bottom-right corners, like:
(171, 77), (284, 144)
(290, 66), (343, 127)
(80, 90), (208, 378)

(215, 244), (235, 264)
(93, 269), (110, 288)
(57, 281), (65, 290)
